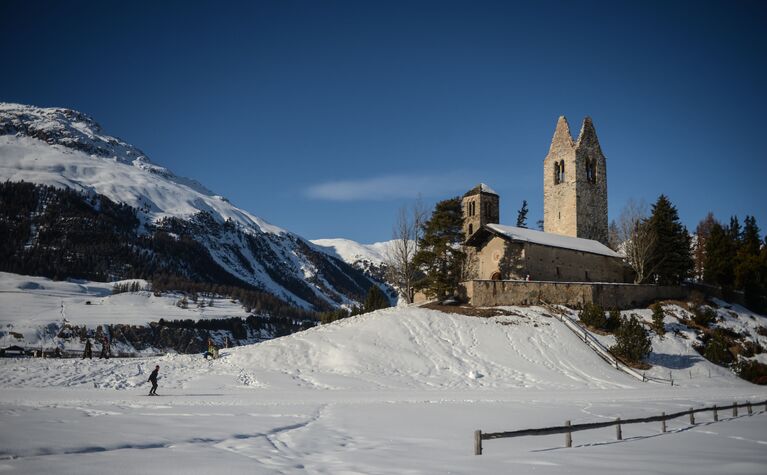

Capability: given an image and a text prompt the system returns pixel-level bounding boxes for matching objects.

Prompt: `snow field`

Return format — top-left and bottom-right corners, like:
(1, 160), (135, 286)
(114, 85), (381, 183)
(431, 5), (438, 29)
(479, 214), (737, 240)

(2, 305), (767, 473)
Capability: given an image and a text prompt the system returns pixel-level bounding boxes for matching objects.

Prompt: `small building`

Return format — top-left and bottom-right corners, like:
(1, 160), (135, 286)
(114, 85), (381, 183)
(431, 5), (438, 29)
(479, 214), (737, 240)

(0, 345), (27, 357)
(465, 223), (630, 283)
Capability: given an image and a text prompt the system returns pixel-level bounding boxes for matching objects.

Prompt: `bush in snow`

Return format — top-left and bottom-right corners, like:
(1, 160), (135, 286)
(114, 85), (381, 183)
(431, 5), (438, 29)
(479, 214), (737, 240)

(700, 330), (734, 366)
(611, 314), (651, 363)
(579, 303), (607, 330)
(606, 308), (622, 332)
(651, 303), (666, 336)
(692, 306), (716, 327)
(734, 360), (767, 385)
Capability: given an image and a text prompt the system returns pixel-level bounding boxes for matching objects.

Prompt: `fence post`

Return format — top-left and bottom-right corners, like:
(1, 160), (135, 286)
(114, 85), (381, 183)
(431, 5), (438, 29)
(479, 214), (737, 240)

(713, 405), (718, 422)
(747, 401), (752, 416)
(733, 402), (738, 417)
(661, 412), (667, 433)
(689, 408), (695, 425)
(565, 420), (572, 448)
(474, 430), (482, 456)
(616, 418), (622, 440)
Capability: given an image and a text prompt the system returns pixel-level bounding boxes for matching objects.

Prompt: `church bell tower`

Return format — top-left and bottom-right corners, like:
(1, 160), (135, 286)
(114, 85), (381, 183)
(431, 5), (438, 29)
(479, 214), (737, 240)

(543, 116), (608, 245)
(462, 183), (499, 242)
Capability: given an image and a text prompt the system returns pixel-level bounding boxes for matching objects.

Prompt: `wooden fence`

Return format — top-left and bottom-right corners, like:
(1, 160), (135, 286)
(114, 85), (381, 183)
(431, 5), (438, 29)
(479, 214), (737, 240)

(474, 400), (766, 455)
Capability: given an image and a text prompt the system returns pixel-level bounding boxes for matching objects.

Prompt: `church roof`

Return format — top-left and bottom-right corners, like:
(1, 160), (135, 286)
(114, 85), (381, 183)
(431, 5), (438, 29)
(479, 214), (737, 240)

(463, 183), (498, 197)
(483, 224), (621, 258)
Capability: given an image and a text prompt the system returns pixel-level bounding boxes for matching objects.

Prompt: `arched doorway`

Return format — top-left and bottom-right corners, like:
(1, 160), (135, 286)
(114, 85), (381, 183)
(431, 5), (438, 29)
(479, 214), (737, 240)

(490, 272), (501, 281)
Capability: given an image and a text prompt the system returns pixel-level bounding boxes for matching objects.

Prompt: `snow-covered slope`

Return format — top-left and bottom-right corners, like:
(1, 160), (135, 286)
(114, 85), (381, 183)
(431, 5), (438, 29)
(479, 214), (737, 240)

(310, 238), (399, 299)
(310, 238), (394, 266)
(2, 306), (766, 474)
(0, 103), (373, 310)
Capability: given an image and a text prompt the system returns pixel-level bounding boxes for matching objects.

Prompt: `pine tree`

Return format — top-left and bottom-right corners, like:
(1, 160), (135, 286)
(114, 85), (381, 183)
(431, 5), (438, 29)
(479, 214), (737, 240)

(735, 216), (765, 311)
(650, 303), (665, 336)
(693, 212), (717, 281)
(413, 197), (466, 300)
(363, 285), (389, 313)
(703, 222), (736, 289)
(611, 315), (651, 363)
(516, 200), (529, 228)
(646, 195), (693, 285)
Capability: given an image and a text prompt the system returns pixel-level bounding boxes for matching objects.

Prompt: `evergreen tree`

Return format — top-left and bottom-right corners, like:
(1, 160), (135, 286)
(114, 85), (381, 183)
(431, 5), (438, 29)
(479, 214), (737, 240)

(516, 200), (529, 228)
(650, 303), (665, 336)
(693, 212), (717, 281)
(413, 197), (466, 300)
(728, 216), (742, 246)
(646, 195), (693, 285)
(363, 285), (389, 313)
(611, 315), (651, 363)
(703, 222), (736, 289)
(734, 216), (765, 311)
(740, 216), (761, 256)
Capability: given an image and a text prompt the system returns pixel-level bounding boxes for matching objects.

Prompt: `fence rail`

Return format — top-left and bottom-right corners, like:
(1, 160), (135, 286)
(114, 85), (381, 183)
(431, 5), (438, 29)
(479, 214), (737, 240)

(474, 400), (766, 455)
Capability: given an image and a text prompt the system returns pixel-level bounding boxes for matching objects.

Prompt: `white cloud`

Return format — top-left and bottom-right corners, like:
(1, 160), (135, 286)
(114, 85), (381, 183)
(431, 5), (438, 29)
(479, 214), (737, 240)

(305, 172), (480, 201)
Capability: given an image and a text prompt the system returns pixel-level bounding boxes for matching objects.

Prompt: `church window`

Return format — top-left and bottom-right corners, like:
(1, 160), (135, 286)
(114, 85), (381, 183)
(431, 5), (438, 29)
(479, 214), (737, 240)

(585, 159), (597, 184)
(560, 160), (565, 182)
(468, 224), (473, 235)
(554, 162), (560, 184)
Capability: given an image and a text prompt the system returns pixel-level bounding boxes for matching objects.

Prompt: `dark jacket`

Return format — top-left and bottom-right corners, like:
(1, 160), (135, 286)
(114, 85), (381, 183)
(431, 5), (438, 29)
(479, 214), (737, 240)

(149, 368), (159, 382)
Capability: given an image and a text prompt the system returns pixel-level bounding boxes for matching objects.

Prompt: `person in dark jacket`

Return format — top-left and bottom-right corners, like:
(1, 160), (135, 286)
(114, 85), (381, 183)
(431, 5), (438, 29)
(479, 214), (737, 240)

(99, 337), (111, 359)
(148, 365), (159, 395)
(82, 339), (92, 359)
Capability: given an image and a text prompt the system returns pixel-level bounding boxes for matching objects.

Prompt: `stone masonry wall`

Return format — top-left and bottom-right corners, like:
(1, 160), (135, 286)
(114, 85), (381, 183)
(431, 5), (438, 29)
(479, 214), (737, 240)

(460, 280), (687, 309)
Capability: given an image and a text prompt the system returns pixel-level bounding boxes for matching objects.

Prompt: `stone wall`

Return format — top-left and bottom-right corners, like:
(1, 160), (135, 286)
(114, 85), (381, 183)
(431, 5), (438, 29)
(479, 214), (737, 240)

(460, 280), (687, 309)
(472, 236), (628, 283)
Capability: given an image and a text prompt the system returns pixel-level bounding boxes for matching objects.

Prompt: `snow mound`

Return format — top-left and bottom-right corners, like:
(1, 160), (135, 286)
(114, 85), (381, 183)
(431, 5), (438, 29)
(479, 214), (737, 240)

(225, 307), (640, 390)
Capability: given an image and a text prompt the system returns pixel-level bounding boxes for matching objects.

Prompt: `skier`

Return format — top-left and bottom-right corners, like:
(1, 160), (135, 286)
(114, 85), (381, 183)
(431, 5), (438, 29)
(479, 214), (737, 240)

(148, 365), (159, 395)
(82, 339), (92, 359)
(205, 338), (218, 359)
(99, 337), (111, 359)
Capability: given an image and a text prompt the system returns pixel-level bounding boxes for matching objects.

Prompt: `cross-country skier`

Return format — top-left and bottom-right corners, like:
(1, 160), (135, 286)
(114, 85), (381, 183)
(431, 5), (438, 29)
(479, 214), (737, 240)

(82, 339), (92, 359)
(148, 365), (159, 395)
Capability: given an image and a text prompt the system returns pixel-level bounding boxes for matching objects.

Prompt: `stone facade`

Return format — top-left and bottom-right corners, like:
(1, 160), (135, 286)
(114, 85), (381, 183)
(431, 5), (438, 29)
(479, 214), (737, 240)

(543, 116), (608, 245)
(461, 184), (499, 242)
(460, 280), (687, 309)
(471, 235), (628, 283)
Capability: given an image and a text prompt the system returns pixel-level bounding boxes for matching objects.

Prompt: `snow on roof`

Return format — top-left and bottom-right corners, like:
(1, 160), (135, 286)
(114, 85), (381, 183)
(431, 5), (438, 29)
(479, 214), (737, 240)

(486, 224), (621, 258)
(463, 182), (498, 197)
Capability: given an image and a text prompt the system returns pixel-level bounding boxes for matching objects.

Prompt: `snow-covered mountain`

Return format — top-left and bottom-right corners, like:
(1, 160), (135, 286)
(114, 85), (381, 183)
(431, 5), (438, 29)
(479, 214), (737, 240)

(0, 103), (374, 311)
(311, 238), (400, 302)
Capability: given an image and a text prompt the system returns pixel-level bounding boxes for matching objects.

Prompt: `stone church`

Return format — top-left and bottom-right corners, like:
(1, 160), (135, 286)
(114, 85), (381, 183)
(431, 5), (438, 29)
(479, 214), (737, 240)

(463, 116), (631, 283)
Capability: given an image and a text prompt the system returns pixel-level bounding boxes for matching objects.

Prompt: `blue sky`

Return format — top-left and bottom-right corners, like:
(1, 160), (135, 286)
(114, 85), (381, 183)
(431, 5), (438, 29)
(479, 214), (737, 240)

(1, 1), (765, 242)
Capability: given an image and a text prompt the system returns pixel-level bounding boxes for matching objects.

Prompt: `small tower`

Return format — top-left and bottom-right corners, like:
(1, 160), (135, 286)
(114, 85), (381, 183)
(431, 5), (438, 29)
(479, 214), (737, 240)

(462, 183), (499, 242)
(543, 116), (608, 244)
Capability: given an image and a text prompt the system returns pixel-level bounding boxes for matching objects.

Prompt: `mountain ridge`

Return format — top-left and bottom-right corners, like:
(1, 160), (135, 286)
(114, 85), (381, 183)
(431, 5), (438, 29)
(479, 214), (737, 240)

(0, 102), (383, 311)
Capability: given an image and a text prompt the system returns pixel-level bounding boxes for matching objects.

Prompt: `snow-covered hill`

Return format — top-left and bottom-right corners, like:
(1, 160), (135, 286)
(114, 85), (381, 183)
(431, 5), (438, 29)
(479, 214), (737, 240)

(2, 305), (766, 474)
(0, 103), (374, 310)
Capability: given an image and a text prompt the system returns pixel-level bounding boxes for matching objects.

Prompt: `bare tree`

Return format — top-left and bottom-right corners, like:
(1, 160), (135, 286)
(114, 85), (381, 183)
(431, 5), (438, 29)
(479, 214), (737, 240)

(616, 199), (660, 283)
(385, 198), (426, 303)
